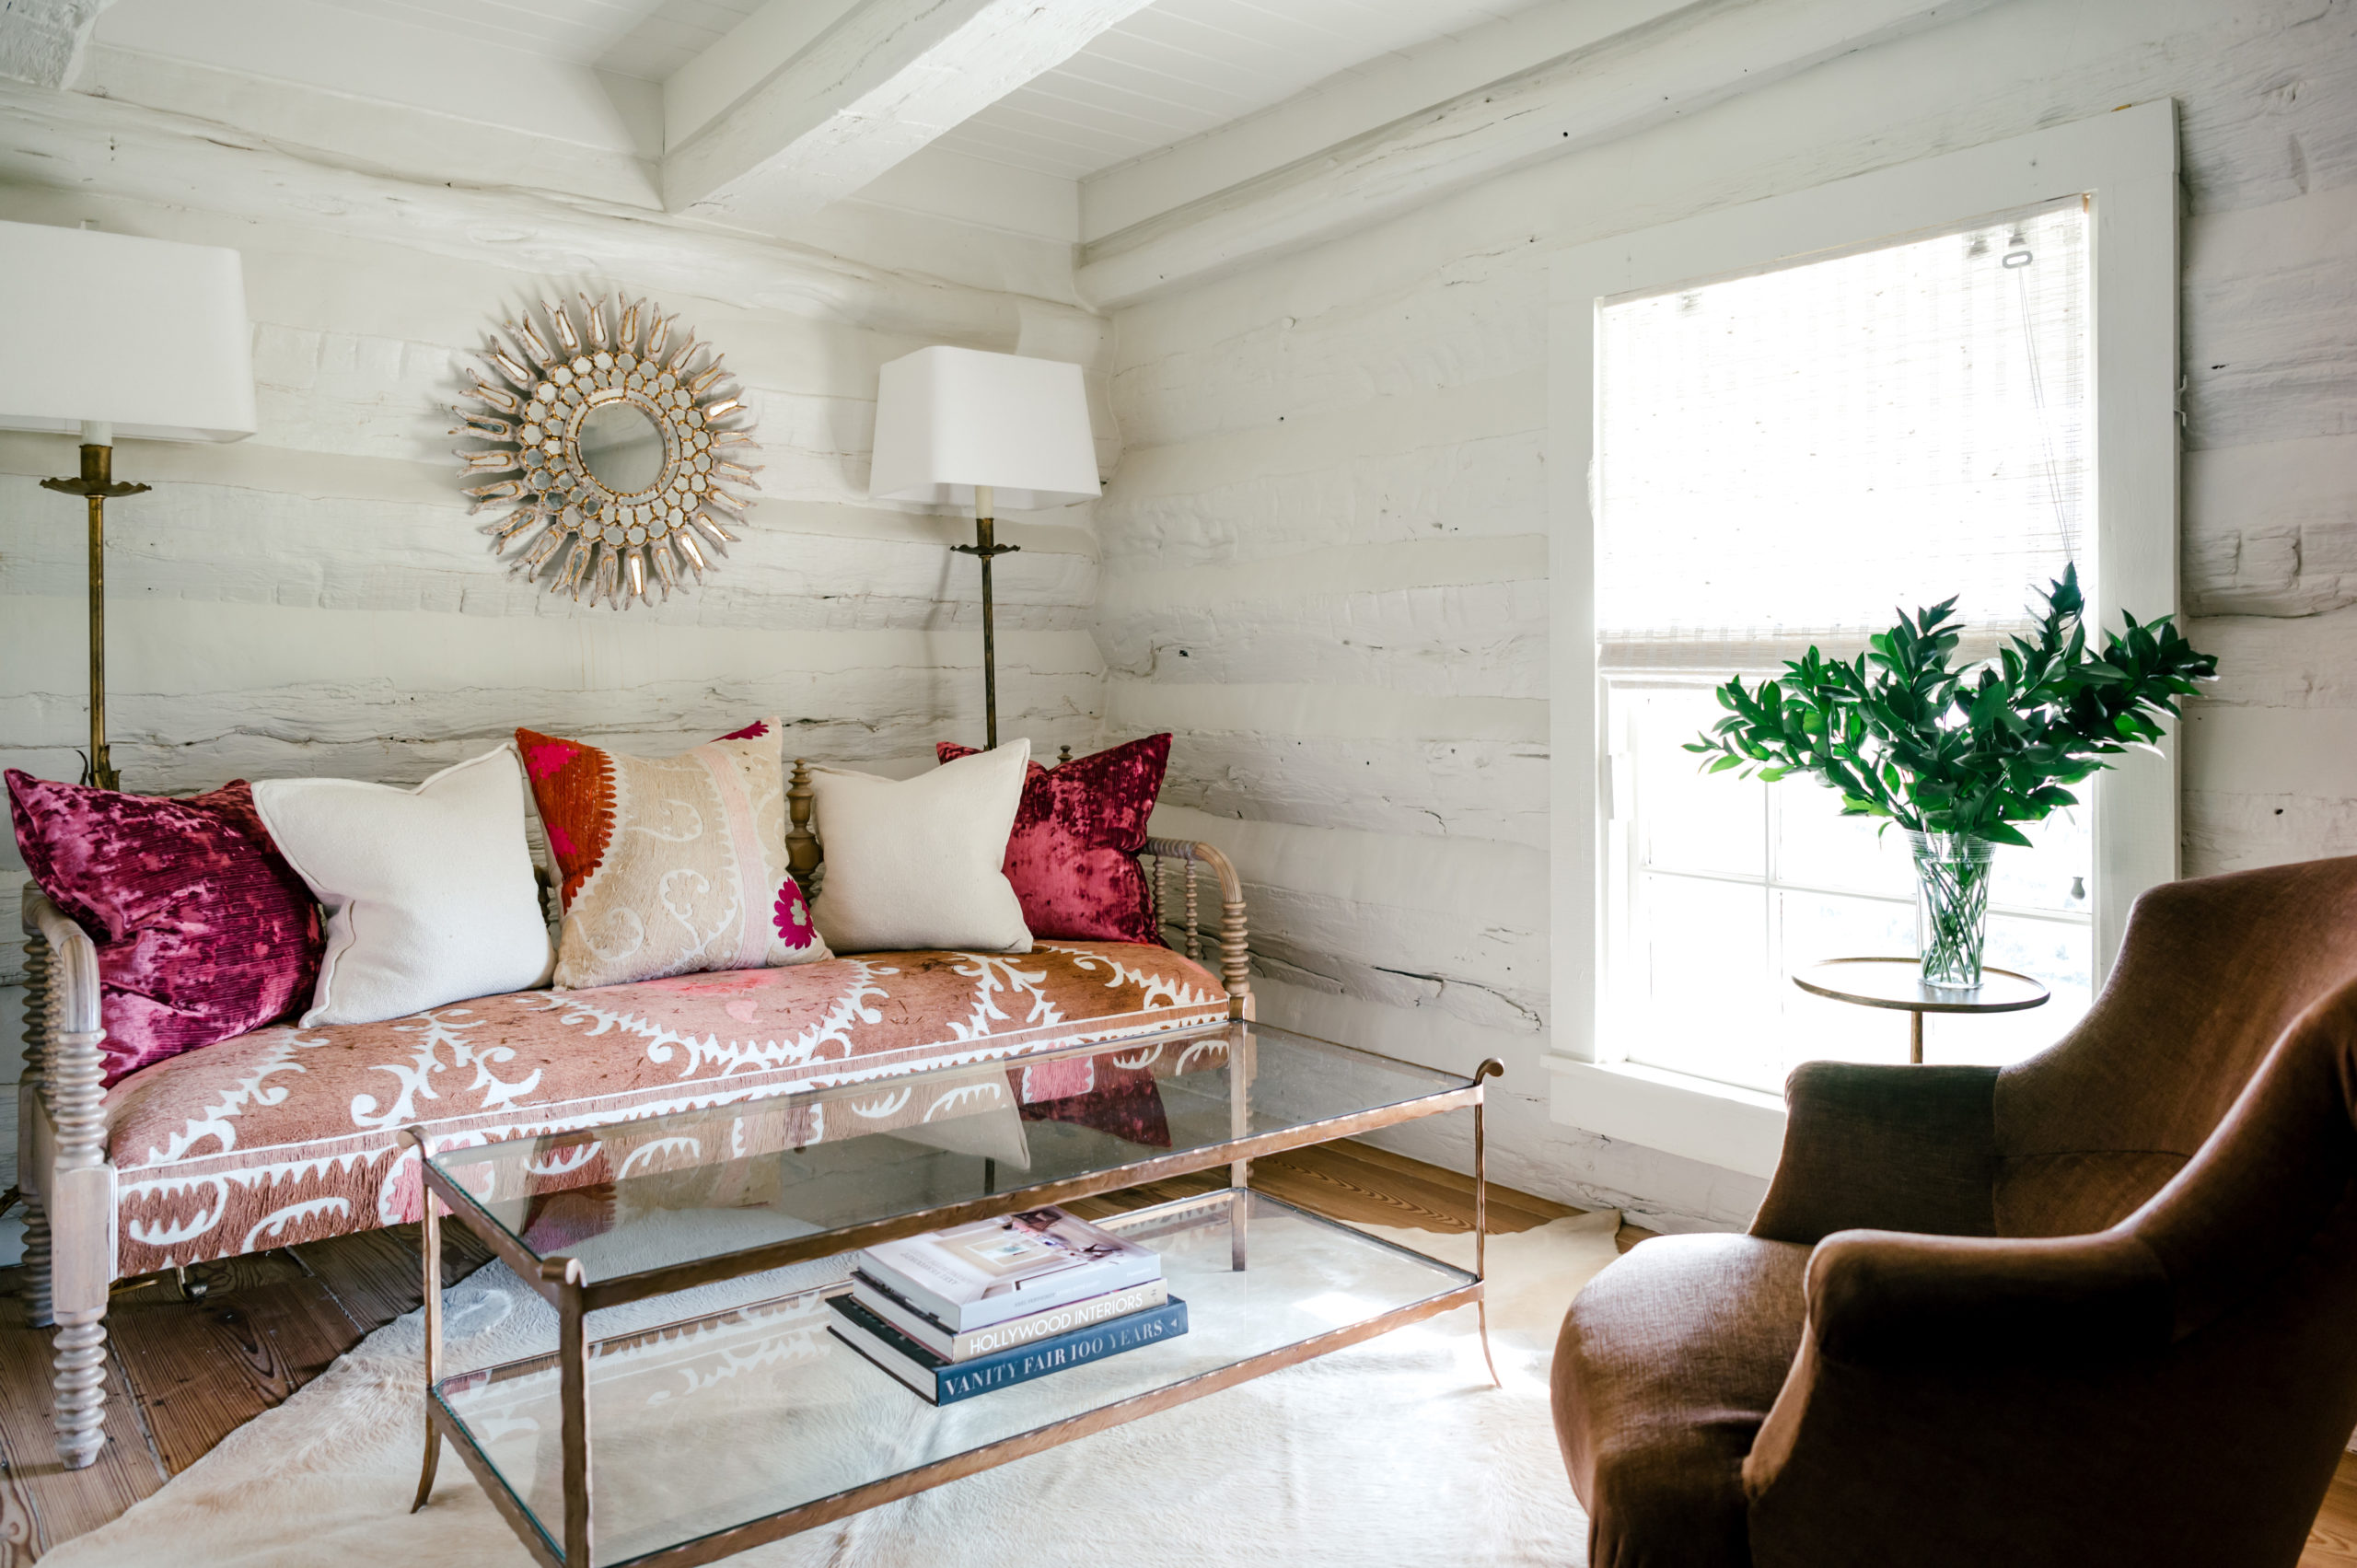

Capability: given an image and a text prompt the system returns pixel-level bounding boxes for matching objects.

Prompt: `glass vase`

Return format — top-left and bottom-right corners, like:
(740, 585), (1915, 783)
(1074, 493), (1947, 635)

(1907, 831), (1997, 991)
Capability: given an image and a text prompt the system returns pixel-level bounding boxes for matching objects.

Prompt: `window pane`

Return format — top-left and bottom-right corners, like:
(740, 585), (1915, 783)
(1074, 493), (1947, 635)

(1771, 776), (1914, 900)
(1922, 914), (2092, 1067)
(1773, 889), (1920, 1075)
(1620, 875), (1774, 1089)
(1988, 809), (2091, 916)
(1623, 684), (1762, 878)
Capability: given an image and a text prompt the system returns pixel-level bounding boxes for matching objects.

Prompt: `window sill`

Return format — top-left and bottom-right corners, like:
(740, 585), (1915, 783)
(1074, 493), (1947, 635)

(1542, 1056), (1786, 1179)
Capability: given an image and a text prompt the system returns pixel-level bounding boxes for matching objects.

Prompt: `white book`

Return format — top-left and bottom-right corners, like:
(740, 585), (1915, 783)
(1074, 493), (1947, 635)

(853, 1272), (1171, 1362)
(858, 1207), (1163, 1333)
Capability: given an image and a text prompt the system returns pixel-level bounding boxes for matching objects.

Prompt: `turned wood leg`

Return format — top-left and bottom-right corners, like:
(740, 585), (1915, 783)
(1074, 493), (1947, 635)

(44, 1166), (115, 1468)
(21, 1198), (52, 1330)
(52, 1307), (107, 1469)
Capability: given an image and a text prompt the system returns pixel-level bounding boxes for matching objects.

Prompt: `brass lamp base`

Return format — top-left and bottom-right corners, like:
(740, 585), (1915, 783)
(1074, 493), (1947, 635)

(949, 493), (1020, 749)
(41, 443), (147, 793)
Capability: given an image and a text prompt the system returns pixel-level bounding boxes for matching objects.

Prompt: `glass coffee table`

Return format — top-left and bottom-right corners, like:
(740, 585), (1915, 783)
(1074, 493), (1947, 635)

(406, 1021), (1502, 1568)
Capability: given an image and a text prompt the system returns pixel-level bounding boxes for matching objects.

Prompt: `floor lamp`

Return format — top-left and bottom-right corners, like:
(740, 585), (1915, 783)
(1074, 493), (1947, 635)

(0, 221), (257, 791)
(868, 347), (1100, 749)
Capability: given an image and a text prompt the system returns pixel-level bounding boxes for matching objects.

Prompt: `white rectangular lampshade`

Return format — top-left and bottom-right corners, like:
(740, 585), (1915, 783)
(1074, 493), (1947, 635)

(0, 219), (256, 443)
(869, 345), (1099, 510)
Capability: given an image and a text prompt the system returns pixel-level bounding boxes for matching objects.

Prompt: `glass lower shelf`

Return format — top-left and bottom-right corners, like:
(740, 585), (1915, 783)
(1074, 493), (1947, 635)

(436, 1191), (1477, 1568)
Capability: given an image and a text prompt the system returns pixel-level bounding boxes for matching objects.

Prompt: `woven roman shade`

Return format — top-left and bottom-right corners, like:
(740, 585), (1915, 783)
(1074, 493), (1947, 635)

(1595, 199), (2090, 675)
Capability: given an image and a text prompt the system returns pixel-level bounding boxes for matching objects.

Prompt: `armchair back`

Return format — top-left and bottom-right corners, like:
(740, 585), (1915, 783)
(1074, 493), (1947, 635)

(1992, 855), (2357, 1237)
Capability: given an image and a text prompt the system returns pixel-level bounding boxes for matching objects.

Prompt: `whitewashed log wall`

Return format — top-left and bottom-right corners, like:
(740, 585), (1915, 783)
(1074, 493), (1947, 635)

(1110, 0), (2357, 1226)
(0, 87), (1113, 1204)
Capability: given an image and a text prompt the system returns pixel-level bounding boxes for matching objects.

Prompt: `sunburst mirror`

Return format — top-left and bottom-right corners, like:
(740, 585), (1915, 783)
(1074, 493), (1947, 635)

(450, 293), (759, 610)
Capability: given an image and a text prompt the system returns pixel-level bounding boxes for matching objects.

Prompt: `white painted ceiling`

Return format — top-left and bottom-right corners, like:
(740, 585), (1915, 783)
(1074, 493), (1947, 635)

(308, 0), (768, 79)
(260, 0), (1553, 180)
(84, 0), (1570, 238)
(932, 0), (1550, 180)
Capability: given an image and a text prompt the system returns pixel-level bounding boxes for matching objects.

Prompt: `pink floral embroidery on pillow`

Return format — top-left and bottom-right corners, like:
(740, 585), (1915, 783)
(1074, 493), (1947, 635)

(717, 720), (772, 741)
(773, 878), (816, 947)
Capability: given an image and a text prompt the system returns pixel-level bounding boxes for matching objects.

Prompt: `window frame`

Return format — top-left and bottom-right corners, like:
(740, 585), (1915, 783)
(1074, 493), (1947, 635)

(1546, 103), (2181, 1175)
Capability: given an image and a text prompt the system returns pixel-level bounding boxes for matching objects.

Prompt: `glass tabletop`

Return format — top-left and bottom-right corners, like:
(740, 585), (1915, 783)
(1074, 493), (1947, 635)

(436, 1191), (1478, 1568)
(1791, 957), (2050, 1013)
(424, 1020), (1475, 1295)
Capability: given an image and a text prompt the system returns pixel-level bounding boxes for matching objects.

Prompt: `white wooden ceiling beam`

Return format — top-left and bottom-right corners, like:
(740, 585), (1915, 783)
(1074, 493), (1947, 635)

(0, 0), (114, 88)
(1074, 0), (2005, 309)
(661, 0), (1156, 223)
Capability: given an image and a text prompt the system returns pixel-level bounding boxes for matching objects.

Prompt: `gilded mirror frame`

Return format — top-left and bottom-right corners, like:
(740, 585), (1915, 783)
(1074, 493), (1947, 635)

(451, 293), (761, 610)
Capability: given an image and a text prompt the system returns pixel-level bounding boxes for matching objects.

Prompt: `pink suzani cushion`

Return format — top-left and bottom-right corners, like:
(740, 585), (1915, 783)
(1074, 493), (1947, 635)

(516, 720), (829, 989)
(936, 734), (1171, 945)
(6, 770), (323, 1086)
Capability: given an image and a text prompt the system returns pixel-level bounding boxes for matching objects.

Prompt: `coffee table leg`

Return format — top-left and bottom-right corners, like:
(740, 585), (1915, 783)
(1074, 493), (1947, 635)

(1229, 1027), (1253, 1271)
(548, 1258), (593, 1567)
(1470, 1056), (1508, 1386)
(1473, 1059), (1504, 1388)
(1910, 1010), (1924, 1066)
(411, 1131), (443, 1514)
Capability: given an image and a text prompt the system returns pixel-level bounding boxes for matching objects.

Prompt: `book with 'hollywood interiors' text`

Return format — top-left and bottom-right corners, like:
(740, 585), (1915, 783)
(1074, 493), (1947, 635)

(857, 1206), (1162, 1332)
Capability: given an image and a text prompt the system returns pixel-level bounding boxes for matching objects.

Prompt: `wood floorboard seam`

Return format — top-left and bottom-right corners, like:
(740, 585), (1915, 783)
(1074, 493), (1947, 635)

(104, 1340), (171, 1487)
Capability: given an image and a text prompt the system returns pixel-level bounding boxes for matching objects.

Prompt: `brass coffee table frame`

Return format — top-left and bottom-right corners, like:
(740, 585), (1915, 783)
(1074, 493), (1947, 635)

(405, 1028), (1504, 1568)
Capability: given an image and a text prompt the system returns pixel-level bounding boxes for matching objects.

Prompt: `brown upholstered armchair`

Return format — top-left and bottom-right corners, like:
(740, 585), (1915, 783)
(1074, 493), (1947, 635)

(1553, 855), (2357, 1568)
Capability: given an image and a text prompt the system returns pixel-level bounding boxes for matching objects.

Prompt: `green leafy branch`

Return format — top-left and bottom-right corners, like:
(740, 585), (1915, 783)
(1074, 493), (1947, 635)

(1684, 566), (2216, 847)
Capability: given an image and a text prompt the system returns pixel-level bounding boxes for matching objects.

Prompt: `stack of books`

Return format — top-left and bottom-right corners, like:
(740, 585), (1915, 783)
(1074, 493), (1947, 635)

(828, 1206), (1187, 1405)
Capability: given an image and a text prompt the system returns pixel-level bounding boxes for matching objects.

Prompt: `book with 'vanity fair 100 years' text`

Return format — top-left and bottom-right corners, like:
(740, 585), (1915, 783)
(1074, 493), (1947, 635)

(826, 1293), (1189, 1406)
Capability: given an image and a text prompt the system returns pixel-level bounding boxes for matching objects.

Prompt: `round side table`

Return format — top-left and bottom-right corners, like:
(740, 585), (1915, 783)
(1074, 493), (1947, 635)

(1792, 957), (2049, 1065)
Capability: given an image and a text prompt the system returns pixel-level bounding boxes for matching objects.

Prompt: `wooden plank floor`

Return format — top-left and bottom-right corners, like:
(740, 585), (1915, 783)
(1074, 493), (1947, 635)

(0, 1150), (2346, 1562)
(0, 1220), (494, 1564)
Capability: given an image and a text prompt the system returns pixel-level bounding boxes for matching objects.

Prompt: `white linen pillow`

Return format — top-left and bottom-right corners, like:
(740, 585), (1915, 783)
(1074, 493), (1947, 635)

(808, 740), (1033, 953)
(253, 747), (556, 1027)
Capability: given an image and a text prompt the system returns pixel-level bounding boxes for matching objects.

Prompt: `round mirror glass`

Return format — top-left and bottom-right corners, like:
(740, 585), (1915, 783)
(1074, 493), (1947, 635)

(576, 401), (666, 494)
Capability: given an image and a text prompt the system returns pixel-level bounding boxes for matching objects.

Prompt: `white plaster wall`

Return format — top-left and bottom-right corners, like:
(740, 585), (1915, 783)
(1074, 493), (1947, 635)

(1109, 0), (2357, 1229)
(0, 87), (1112, 1201)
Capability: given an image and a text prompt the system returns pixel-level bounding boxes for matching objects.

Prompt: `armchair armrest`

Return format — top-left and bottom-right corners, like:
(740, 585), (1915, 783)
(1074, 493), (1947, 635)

(1739, 1229), (2182, 1568)
(1805, 1227), (2173, 1369)
(1749, 1061), (1999, 1244)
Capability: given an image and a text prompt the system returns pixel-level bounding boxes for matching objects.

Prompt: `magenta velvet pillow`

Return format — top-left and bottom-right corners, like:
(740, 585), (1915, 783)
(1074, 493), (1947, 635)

(7, 770), (324, 1086)
(935, 734), (1170, 945)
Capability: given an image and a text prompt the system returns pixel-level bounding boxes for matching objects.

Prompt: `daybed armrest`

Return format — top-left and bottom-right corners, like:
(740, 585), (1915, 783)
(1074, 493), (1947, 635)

(1749, 1061), (1999, 1244)
(20, 887), (113, 1330)
(19, 887), (106, 1147)
(1803, 1227), (2172, 1369)
(1142, 836), (1252, 1022)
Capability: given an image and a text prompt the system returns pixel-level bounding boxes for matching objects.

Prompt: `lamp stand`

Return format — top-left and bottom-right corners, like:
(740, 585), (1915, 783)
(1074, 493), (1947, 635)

(40, 439), (147, 793)
(950, 483), (1020, 749)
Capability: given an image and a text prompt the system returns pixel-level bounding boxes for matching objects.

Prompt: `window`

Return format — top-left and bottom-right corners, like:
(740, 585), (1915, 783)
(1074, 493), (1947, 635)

(1544, 105), (2180, 1172)
(1597, 202), (2095, 1093)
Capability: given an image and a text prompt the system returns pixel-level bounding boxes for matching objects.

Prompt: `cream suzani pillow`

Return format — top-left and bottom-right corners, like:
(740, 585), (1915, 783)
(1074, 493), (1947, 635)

(515, 720), (830, 988)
